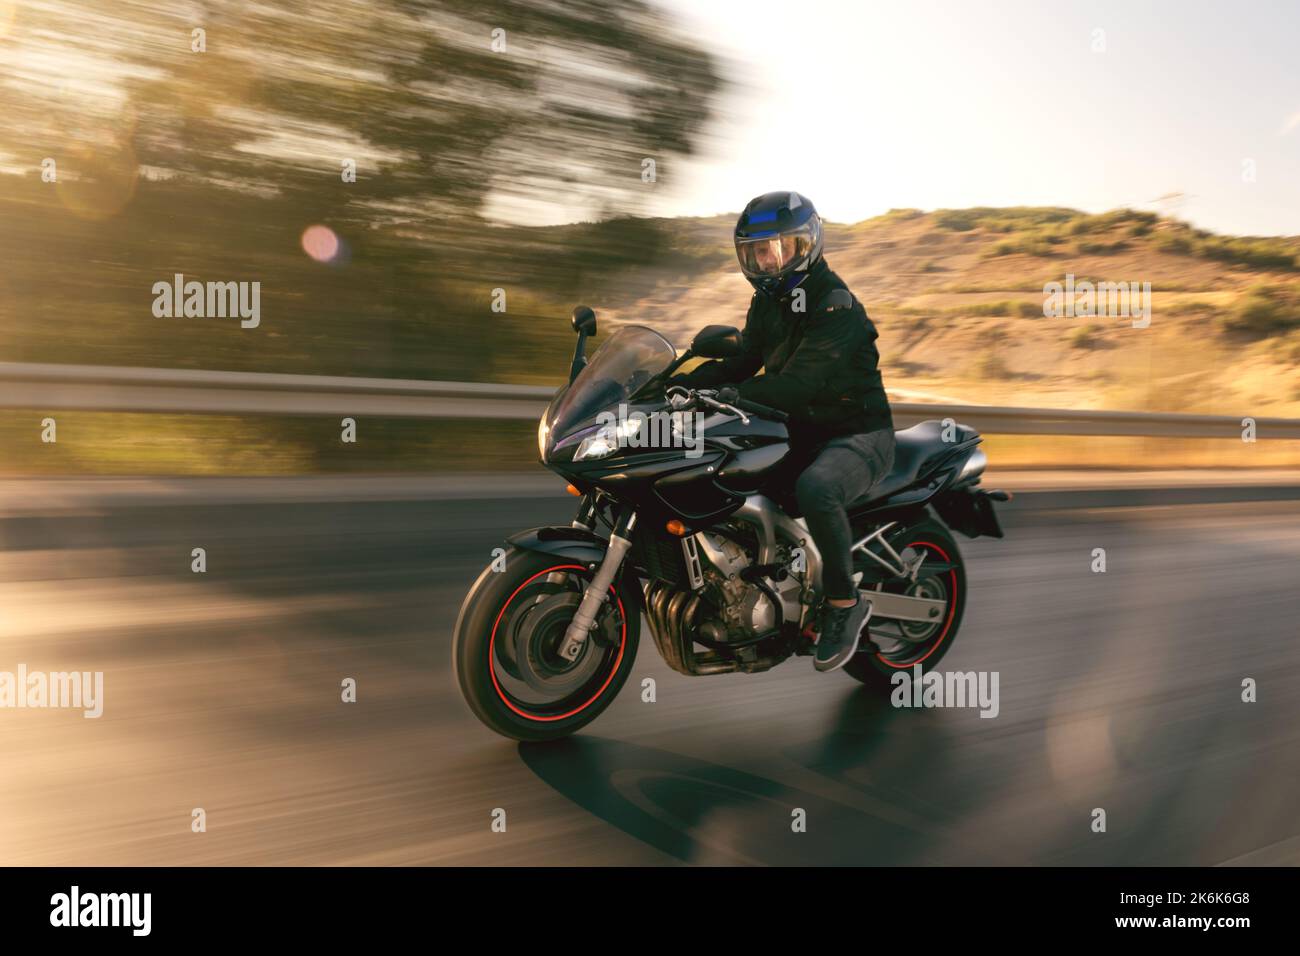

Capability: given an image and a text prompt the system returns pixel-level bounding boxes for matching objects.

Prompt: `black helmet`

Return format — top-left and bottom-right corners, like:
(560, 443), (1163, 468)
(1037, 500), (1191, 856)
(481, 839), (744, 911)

(734, 191), (824, 298)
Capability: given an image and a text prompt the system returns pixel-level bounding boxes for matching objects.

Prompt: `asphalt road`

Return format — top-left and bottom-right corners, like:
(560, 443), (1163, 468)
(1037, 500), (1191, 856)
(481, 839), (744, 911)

(0, 484), (1297, 865)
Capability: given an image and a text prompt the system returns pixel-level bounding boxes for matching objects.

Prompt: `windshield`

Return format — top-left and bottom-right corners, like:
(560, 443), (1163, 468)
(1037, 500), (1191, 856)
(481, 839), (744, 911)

(545, 325), (676, 444)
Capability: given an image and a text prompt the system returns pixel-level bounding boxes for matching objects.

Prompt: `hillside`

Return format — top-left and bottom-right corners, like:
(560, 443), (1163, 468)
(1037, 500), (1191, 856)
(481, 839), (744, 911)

(587, 207), (1300, 418)
(4, 203), (1298, 476)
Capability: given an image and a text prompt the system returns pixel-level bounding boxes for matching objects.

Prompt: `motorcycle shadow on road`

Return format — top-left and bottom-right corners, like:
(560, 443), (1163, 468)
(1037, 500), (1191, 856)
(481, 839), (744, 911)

(518, 687), (972, 865)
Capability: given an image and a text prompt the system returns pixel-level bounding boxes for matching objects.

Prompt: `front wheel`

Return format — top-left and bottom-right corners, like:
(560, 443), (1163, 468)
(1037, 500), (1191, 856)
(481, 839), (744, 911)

(453, 548), (640, 741)
(843, 520), (966, 691)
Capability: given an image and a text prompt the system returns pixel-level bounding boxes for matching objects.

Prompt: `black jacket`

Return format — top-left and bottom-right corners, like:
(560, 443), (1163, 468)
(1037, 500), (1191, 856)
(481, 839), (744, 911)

(674, 259), (893, 448)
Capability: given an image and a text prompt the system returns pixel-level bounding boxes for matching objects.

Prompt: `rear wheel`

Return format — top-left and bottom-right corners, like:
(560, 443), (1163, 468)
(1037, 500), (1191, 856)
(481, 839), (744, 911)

(843, 520), (966, 690)
(453, 548), (640, 741)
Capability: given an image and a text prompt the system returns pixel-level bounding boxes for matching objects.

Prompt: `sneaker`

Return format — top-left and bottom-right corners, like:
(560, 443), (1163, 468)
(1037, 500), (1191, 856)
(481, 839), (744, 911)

(814, 598), (873, 673)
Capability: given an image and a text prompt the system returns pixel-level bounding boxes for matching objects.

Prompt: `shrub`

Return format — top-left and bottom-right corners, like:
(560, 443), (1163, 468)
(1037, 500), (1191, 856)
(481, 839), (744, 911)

(1165, 298), (1217, 317)
(1069, 324), (1101, 349)
(1155, 229), (1295, 270)
(1065, 209), (1154, 236)
(934, 209), (982, 231)
(1197, 237), (1295, 270)
(1218, 285), (1300, 336)
(934, 206), (1078, 232)
(970, 350), (1011, 379)
(1268, 329), (1300, 364)
(1156, 232), (1194, 255)
(983, 236), (1054, 258)
(1076, 239), (1129, 255)
(949, 299), (1041, 317)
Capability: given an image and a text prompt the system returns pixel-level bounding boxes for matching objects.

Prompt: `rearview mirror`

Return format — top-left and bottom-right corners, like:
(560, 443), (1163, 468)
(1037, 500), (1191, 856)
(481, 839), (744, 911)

(691, 324), (743, 359)
(571, 305), (597, 336)
(569, 305), (597, 383)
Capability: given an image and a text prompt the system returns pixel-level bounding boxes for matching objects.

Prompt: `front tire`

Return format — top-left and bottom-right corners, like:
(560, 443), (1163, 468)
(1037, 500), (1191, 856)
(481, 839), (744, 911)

(453, 548), (641, 741)
(843, 520), (966, 691)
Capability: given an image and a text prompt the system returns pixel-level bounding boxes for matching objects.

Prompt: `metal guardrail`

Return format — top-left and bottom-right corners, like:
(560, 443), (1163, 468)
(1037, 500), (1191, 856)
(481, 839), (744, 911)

(2, 362), (1299, 439)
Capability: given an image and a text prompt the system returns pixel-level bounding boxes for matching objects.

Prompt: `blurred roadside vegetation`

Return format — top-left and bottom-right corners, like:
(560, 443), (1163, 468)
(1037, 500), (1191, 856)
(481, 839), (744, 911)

(948, 207), (1300, 269)
(3, 6), (1298, 476)
(0, 412), (541, 475)
(0, 0), (722, 387)
(2, 411), (1296, 475)
(0, 0), (728, 474)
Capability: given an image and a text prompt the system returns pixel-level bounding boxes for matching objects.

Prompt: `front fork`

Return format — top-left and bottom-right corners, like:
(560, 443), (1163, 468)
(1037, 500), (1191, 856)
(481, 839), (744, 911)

(555, 503), (637, 662)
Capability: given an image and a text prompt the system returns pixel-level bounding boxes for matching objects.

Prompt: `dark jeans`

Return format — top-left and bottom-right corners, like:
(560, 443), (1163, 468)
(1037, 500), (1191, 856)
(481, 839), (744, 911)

(793, 428), (897, 601)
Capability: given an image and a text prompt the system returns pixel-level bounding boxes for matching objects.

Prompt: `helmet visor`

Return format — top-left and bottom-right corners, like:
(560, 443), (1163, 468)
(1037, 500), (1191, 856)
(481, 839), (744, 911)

(735, 224), (816, 277)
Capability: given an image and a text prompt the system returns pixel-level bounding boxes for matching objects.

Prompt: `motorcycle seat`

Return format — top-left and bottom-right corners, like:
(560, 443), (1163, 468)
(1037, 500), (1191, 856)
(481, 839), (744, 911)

(851, 419), (978, 505)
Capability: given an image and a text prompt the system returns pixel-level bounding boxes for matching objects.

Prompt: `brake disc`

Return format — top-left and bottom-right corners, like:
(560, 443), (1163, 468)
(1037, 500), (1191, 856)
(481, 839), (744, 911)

(514, 591), (605, 697)
(896, 576), (946, 642)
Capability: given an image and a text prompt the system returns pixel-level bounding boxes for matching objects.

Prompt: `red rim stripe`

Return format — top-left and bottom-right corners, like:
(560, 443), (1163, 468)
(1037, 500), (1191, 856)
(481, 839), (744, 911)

(876, 540), (958, 669)
(487, 563), (628, 721)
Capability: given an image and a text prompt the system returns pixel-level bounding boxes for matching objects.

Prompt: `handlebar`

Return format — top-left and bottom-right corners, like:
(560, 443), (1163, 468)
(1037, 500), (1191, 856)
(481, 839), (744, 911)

(666, 386), (789, 424)
(734, 397), (789, 423)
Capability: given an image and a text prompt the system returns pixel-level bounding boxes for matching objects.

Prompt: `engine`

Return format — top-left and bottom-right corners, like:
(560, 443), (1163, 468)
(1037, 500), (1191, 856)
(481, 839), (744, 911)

(642, 521), (802, 676)
(690, 530), (778, 642)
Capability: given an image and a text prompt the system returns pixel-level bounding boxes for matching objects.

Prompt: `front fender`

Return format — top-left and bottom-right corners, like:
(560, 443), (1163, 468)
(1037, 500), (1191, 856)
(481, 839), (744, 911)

(456, 526), (617, 648)
(506, 526), (610, 565)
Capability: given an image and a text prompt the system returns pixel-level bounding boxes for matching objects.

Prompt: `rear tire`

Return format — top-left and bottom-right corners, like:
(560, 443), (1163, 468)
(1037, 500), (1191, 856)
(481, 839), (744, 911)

(843, 519), (966, 691)
(453, 548), (641, 742)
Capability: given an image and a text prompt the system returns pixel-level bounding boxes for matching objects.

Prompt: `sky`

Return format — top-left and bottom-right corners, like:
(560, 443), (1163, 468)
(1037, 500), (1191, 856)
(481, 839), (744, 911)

(651, 0), (1300, 236)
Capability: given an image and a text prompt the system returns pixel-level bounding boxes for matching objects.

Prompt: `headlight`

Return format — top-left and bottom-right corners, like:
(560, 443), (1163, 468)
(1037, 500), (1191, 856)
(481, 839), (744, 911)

(537, 415), (550, 460)
(574, 418), (641, 462)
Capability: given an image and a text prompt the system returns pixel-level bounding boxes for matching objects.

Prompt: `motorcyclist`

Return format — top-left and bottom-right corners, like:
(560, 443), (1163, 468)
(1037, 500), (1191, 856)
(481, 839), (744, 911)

(670, 191), (895, 672)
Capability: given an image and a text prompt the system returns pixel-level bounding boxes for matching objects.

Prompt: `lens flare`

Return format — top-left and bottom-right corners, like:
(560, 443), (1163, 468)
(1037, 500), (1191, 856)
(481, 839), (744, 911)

(301, 225), (340, 263)
(55, 143), (139, 221)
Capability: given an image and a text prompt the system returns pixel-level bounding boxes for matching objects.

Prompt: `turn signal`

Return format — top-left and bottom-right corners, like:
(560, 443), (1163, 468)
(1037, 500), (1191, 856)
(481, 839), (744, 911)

(565, 484), (582, 497)
(665, 519), (687, 536)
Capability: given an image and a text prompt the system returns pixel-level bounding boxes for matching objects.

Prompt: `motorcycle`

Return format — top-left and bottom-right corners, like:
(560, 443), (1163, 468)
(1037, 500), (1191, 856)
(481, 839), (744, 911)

(454, 306), (1008, 741)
